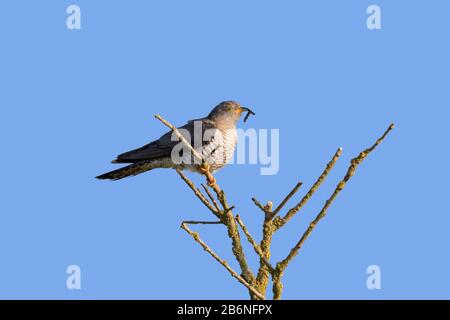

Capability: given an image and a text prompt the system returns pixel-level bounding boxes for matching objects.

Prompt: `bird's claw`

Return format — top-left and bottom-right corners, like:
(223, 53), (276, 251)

(207, 176), (216, 187)
(200, 164), (216, 187)
(200, 164), (210, 174)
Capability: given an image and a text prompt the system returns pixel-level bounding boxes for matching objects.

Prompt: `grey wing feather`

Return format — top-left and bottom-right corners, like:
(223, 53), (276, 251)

(113, 119), (217, 163)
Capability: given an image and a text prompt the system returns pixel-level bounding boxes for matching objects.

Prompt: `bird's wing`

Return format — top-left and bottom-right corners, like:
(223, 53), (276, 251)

(113, 119), (218, 163)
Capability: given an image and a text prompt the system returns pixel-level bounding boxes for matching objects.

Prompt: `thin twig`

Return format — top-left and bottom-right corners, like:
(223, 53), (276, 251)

(155, 114), (203, 164)
(235, 215), (274, 273)
(201, 184), (221, 212)
(182, 220), (222, 225)
(176, 169), (220, 217)
(273, 148), (343, 230)
(224, 206), (235, 214)
(251, 197), (270, 214)
(181, 222), (264, 300)
(277, 124), (394, 271)
(270, 182), (303, 219)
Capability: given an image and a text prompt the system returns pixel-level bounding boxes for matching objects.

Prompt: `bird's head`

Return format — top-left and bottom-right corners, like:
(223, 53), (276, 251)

(208, 101), (255, 128)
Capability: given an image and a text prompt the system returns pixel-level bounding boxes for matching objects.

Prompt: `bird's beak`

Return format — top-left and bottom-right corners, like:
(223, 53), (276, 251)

(238, 106), (256, 122)
(238, 106), (255, 115)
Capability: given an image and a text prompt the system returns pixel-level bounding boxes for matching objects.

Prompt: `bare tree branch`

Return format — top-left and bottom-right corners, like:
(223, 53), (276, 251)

(272, 124), (395, 299)
(273, 148), (343, 230)
(182, 220), (222, 225)
(155, 114), (203, 164)
(181, 222), (264, 300)
(235, 215), (274, 273)
(251, 197), (271, 215)
(157, 109), (394, 301)
(253, 149), (343, 296)
(201, 183), (221, 212)
(270, 182), (303, 219)
(175, 170), (253, 288)
(176, 169), (220, 218)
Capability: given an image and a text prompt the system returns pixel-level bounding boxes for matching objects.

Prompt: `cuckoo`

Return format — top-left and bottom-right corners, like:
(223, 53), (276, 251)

(96, 101), (255, 181)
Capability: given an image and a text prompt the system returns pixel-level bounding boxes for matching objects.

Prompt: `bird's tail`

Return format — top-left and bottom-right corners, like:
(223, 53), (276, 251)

(96, 161), (157, 181)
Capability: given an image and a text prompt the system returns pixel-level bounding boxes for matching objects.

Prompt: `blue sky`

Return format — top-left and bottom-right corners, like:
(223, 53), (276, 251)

(0, 1), (449, 299)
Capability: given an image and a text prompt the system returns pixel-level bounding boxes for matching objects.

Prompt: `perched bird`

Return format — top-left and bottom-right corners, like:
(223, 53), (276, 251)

(96, 101), (255, 181)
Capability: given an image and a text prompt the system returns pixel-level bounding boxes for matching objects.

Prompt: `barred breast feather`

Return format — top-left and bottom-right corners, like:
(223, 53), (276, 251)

(186, 127), (237, 172)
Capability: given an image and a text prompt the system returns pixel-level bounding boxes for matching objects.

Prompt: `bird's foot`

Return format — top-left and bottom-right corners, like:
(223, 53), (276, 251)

(200, 164), (216, 187)
(206, 175), (216, 187)
(200, 163), (210, 175)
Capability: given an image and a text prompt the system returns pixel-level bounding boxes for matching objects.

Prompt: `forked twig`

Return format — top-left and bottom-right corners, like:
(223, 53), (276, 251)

(273, 148), (343, 230)
(176, 169), (220, 217)
(277, 124), (395, 272)
(251, 197), (270, 215)
(201, 184), (221, 212)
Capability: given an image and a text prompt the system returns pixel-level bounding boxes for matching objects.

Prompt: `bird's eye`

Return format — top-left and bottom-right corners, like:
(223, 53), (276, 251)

(227, 107), (232, 111)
